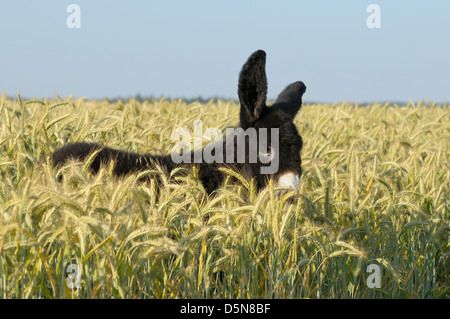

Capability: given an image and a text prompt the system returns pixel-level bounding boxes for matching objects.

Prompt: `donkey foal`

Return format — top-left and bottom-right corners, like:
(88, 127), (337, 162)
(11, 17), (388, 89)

(52, 50), (307, 195)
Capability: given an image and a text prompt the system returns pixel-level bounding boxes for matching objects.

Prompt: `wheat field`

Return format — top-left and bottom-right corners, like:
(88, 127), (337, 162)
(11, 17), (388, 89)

(0, 93), (448, 299)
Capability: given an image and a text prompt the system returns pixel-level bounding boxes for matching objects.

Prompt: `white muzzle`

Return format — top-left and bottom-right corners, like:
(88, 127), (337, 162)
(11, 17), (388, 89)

(276, 172), (301, 191)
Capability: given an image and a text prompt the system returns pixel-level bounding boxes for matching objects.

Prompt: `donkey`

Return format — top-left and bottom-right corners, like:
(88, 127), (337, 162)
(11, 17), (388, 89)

(52, 50), (306, 194)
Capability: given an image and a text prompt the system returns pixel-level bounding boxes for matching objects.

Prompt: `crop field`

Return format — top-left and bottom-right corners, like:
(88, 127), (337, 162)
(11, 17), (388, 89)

(0, 94), (448, 299)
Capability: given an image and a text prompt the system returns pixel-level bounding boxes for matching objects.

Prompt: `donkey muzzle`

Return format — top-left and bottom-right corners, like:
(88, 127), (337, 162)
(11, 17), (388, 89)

(276, 172), (301, 192)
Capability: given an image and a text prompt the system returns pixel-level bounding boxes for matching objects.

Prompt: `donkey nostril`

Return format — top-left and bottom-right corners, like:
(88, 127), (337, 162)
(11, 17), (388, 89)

(276, 172), (301, 191)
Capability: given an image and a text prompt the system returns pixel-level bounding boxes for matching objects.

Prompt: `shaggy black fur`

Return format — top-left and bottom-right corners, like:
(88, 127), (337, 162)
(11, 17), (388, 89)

(51, 50), (306, 194)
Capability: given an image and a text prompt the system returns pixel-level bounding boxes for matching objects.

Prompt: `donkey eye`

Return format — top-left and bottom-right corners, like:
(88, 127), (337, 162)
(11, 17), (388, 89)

(258, 147), (274, 164)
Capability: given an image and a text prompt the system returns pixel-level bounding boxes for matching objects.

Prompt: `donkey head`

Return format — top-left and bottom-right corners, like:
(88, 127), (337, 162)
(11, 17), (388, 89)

(237, 50), (306, 191)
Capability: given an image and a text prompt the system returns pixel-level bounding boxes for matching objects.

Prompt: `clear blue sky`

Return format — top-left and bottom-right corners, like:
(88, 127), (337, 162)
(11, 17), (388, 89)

(1, 1), (449, 102)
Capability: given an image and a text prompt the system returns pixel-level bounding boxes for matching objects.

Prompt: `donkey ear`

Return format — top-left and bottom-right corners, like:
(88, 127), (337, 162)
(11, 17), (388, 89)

(273, 81), (307, 117)
(238, 50), (268, 128)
